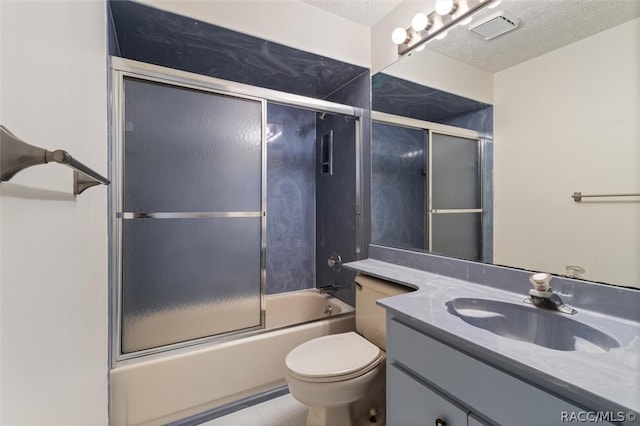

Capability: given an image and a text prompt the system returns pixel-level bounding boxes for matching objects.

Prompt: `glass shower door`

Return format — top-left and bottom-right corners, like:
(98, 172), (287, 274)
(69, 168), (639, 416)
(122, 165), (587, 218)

(429, 131), (482, 261)
(118, 77), (264, 354)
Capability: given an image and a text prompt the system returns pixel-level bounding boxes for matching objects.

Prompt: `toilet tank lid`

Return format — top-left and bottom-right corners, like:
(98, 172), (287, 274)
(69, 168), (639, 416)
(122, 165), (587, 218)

(285, 332), (381, 378)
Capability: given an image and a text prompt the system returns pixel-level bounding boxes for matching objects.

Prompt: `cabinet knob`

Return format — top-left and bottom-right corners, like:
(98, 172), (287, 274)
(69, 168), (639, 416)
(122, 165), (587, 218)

(435, 419), (446, 426)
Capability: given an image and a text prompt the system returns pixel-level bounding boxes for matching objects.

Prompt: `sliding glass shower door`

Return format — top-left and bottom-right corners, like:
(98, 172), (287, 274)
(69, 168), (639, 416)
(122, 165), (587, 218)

(429, 131), (482, 261)
(116, 76), (264, 354)
(372, 119), (483, 262)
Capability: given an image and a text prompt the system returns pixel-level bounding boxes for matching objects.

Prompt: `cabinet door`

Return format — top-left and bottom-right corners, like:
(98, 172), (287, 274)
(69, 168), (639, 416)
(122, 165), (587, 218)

(388, 364), (469, 426)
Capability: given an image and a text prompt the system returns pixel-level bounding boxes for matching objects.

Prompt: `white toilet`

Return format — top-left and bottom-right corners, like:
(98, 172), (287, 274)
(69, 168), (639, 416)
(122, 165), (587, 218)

(285, 275), (410, 426)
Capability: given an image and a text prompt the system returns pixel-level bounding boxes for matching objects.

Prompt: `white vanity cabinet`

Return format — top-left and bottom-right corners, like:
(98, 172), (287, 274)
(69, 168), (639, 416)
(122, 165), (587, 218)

(386, 314), (612, 426)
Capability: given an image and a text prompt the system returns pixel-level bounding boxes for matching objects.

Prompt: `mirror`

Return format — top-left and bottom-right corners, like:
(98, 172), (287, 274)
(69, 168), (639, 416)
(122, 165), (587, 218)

(371, 0), (640, 288)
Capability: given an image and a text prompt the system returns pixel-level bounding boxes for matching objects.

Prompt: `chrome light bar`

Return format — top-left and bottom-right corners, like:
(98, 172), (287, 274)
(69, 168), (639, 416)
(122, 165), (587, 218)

(394, 0), (498, 57)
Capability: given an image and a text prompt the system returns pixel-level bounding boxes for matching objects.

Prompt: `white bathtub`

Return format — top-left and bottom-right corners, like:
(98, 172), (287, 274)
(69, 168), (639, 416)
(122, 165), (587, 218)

(110, 289), (355, 426)
(266, 288), (353, 329)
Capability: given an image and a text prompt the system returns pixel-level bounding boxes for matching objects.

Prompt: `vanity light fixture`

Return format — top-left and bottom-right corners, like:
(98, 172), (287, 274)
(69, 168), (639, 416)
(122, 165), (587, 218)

(435, 0), (456, 16)
(391, 27), (410, 44)
(411, 12), (430, 32)
(392, 0), (498, 56)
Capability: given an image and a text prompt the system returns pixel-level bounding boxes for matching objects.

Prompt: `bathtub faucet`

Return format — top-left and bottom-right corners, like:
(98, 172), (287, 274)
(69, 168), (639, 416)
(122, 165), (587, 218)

(318, 284), (349, 295)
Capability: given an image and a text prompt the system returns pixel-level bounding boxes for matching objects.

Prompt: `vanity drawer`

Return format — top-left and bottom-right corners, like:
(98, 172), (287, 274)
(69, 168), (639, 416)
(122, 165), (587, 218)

(388, 363), (469, 426)
(387, 317), (601, 426)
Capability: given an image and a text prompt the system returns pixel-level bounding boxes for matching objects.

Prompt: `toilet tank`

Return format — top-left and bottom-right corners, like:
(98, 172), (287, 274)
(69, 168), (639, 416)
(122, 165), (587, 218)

(355, 275), (412, 350)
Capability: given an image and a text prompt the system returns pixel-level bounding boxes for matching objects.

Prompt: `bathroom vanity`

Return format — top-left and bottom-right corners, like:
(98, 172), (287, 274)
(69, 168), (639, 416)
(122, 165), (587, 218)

(345, 246), (640, 426)
(386, 315), (612, 426)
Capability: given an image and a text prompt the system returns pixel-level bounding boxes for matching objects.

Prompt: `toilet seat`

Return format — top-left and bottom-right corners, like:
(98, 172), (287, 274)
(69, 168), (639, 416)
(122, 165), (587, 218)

(285, 332), (383, 383)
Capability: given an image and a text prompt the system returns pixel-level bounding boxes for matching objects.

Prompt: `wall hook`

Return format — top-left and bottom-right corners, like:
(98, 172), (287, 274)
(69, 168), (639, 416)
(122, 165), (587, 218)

(0, 125), (109, 195)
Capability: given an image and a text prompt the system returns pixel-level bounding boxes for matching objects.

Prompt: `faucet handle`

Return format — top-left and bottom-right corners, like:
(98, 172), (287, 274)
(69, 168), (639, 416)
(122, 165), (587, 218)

(529, 272), (551, 292)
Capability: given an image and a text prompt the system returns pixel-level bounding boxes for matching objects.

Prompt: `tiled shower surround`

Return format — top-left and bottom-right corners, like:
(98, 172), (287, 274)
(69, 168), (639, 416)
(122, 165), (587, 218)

(108, 0), (367, 99)
(266, 105), (316, 294)
(371, 122), (426, 250)
(109, 0), (371, 299)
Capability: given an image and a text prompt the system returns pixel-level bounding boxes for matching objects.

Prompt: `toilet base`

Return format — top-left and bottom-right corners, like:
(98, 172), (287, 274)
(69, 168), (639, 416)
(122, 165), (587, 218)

(306, 404), (352, 426)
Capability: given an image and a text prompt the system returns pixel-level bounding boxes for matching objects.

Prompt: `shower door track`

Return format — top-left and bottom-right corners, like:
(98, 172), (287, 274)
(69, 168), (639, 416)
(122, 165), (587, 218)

(111, 57), (364, 118)
(109, 57), (364, 365)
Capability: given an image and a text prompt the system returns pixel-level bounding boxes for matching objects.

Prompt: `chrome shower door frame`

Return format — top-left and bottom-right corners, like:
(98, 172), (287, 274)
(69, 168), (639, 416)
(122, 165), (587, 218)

(371, 112), (484, 257)
(109, 57), (364, 366)
(427, 128), (484, 257)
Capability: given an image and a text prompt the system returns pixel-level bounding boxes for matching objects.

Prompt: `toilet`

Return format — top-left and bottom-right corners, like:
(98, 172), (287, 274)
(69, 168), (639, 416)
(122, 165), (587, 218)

(285, 275), (411, 426)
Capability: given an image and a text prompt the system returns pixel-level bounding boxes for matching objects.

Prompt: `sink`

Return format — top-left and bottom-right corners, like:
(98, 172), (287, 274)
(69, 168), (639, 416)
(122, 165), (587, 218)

(445, 298), (620, 353)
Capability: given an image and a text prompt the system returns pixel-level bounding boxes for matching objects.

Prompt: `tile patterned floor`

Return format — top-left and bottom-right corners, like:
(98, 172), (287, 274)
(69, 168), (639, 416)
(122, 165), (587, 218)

(200, 393), (308, 426)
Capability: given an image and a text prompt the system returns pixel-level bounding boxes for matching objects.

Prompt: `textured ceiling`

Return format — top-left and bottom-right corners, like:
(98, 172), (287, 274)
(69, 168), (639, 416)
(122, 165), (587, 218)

(300, 0), (405, 26)
(427, 0), (640, 72)
(304, 0), (640, 72)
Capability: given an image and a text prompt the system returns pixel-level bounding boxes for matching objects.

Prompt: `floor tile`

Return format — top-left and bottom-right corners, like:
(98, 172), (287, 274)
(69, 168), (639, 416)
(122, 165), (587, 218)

(200, 393), (308, 426)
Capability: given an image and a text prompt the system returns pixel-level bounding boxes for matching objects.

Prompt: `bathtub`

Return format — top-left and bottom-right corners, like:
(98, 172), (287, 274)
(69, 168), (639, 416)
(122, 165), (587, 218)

(110, 289), (355, 426)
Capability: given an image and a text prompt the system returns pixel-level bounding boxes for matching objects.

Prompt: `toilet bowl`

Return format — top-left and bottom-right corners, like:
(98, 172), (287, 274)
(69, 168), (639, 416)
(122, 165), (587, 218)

(285, 276), (411, 426)
(285, 332), (384, 426)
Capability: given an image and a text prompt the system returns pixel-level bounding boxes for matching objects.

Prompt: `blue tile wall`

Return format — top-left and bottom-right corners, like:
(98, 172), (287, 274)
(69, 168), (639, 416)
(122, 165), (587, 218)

(315, 112), (360, 307)
(108, 0), (367, 100)
(371, 122), (426, 250)
(372, 73), (490, 122)
(107, 0), (373, 302)
(325, 70), (372, 258)
(266, 104), (316, 294)
(444, 106), (493, 134)
(107, 3), (120, 56)
(319, 71), (372, 306)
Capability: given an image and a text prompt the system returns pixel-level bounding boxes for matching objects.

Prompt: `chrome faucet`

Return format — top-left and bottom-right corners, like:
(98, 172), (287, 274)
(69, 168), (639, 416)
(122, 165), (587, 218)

(524, 273), (577, 315)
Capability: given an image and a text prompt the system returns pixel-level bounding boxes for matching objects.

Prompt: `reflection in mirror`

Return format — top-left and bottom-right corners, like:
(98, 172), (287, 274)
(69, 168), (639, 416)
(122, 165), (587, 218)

(372, 113), (489, 263)
(372, 0), (640, 288)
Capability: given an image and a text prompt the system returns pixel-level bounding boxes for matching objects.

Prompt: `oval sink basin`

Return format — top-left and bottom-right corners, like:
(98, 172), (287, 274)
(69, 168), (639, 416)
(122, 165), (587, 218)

(445, 298), (620, 353)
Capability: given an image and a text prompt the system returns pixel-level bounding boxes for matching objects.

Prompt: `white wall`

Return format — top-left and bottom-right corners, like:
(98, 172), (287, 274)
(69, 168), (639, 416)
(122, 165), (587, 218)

(0, 0), (109, 424)
(371, 0), (493, 104)
(137, 0), (371, 68)
(493, 18), (640, 287)
(0, 1), (369, 424)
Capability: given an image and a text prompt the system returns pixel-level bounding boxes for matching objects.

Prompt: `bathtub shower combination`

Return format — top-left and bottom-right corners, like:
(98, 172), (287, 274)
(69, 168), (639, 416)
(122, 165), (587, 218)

(108, 58), (363, 425)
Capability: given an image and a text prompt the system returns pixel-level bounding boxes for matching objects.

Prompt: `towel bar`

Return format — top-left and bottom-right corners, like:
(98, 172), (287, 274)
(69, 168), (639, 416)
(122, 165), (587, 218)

(0, 125), (109, 195)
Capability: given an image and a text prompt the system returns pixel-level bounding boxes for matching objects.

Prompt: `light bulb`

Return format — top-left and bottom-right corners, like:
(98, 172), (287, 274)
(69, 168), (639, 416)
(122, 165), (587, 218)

(391, 27), (408, 44)
(459, 16), (473, 25)
(435, 31), (448, 40)
(411, 13), (429, 32)
(435, 0), (455, 15)
(415, 43), (427, 52)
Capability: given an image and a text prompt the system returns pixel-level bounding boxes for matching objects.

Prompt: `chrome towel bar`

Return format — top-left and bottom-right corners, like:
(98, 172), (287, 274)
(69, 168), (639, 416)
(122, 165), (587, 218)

(0, 125), (109, 195)
(572, 192), (640, 202)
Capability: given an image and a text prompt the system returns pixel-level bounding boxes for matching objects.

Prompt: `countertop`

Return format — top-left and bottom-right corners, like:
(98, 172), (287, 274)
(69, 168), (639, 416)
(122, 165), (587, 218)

(344, 258), (640, 416)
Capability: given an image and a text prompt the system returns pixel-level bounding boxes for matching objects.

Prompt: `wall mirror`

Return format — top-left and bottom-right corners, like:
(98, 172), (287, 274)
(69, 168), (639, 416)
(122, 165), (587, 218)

(371, 0), (640, 288)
